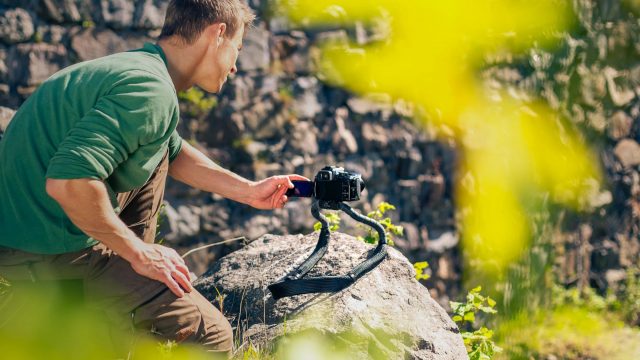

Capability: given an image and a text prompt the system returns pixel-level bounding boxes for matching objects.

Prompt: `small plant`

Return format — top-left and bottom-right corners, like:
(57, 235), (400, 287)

(450, 286), (502, 360)
(277, 85), (294, 105)
(157, 340), (178, 356)
(313, 212), (341, 232)
(357, 202), (403, 246)
(81, 20), (95, 28)
(33, 31), (43, 43)
(241, 344), (264, 360)
(413, 261), (431, 281)
(311, 202), (405, 246)
(231, 135), (253, 151)
(178, 87), (217, 116)
(550, 283), (619, 314)
(620, 268), (640, 326)
(178, 87), (217, 142)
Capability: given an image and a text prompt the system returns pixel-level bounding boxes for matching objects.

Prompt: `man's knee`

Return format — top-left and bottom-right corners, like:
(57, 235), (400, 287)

(195, 292), (234, 355)
(134, 289), (233, 354)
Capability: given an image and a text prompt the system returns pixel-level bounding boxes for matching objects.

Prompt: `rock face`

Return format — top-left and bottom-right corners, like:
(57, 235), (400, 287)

(70, 28), (151, 61)
(7, 42), (68, 99)
(0, 106), (15, 135)
(194, 232), (468, 360)
(0, 7), (34, 44)
(614, 139), (640, 169)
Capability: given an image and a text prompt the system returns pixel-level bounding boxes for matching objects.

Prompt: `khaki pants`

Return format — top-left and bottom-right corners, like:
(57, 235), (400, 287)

(0, 152), (233, 357)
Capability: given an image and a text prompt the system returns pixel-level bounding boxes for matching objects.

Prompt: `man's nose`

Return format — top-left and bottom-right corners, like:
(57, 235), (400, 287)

(230, 65), (237, 75)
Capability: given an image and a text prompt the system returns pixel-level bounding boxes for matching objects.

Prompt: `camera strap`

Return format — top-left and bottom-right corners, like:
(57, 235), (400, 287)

(268, 201), (388, 300)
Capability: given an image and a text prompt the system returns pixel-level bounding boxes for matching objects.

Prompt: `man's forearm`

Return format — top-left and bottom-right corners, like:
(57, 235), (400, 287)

(168, 141), (255, 204)
(45, 178), (144, 262)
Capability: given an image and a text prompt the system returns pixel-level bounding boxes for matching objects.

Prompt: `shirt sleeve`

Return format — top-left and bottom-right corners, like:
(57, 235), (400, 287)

(46, 74), (176, 180)
(168, 129), (183, 163)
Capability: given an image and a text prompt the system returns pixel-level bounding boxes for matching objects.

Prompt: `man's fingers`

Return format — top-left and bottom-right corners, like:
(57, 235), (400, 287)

(272, 184), (288, 204)
(174, 262), (193, 291)
(287, 174), (310, 183)
(172, 268), (193, 293)
(164, 273), (185, 298)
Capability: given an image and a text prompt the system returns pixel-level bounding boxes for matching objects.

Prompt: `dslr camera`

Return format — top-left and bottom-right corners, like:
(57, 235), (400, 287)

(315, 166), (365, 202)
(287, 166), (365, 204)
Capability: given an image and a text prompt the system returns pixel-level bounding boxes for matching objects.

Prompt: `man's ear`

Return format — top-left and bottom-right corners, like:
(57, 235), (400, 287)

(216, 23), (227, 46)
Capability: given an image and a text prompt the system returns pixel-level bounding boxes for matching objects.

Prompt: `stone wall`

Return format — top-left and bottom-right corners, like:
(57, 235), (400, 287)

(3, 0), (640, 306)
(0, 0), (462, 303)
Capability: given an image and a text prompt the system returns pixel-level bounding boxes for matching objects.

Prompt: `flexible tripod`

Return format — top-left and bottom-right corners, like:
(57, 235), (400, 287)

(268, 199), (388, 300)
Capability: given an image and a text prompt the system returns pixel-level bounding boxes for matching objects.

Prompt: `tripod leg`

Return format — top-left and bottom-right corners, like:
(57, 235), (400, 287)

(286, 200), (331, 280)
(338, 202), (388, 279)
(339, 203), (387, 247)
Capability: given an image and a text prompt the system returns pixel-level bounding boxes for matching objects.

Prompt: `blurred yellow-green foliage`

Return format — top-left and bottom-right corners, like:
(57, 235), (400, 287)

(275, 0), (640, 358)
(278, 0), (602, 277)
(268, 11), (638, 356)
(496, 307), (640, 359)
(0, 282), (217, 360)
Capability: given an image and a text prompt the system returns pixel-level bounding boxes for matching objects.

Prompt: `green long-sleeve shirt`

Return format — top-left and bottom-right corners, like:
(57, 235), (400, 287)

(0, 43), (183, 254)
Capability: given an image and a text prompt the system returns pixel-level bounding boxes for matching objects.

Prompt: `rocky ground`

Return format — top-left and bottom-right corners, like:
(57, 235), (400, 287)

(1, 0), (640, 313)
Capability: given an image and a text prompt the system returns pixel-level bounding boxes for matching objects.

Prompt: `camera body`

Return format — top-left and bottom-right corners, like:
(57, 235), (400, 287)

(314, 166), (365, 202)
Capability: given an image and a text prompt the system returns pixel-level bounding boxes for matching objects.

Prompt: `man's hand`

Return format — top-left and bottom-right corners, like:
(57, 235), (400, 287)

(129, 242), (193, 298)
(247, 174), (310, 210)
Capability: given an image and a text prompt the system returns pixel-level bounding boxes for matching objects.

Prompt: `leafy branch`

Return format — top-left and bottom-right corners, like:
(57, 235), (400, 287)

(450, 286), (502, 360)
(357, 202), (403, 246)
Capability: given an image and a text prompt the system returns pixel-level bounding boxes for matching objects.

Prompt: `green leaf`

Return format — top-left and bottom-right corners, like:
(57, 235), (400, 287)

(377, 202), (396, 214)
(413, 261), (429, 270)
(463, 311), (476, 322)
(487, 297), (496, 307)
(479, 306), (497, 314)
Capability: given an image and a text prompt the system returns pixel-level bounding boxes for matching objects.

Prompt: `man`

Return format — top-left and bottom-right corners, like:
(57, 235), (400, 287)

(0, 0), (305, 356)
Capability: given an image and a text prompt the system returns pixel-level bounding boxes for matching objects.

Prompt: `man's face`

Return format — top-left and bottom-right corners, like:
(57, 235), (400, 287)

(196, 23), (245, 93)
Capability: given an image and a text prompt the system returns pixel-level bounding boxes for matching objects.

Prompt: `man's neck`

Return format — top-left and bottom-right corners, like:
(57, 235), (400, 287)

(157, 38), (205, 92)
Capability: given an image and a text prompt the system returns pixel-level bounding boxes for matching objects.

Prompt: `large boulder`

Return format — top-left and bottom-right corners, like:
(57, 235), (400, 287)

(194, 232), (468, 360)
